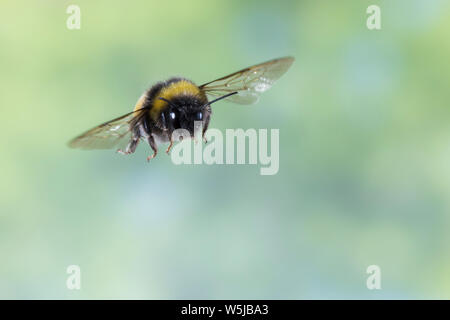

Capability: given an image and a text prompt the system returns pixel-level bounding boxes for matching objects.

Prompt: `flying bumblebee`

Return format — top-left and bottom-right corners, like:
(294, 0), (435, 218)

(68, 56), (294, 161)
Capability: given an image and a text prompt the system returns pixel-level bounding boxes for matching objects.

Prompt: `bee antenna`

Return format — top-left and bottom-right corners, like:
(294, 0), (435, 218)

(203, 92), (238, 107)
(158, 97), (176, 108)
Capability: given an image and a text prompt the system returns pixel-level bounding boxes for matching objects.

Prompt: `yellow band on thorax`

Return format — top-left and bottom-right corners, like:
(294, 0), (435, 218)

(150, 80), (201, 118)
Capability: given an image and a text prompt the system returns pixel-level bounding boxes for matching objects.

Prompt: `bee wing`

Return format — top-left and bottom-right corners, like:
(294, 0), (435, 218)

(199, 56), (294, 105)
(68, 108), (147, 150)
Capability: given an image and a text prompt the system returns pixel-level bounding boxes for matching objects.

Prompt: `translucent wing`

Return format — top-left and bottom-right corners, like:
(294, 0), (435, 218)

(68, 108), (147, 150)
(199, 56), (294, 105)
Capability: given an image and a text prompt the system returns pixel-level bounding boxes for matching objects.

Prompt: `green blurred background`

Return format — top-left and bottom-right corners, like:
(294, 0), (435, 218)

(1, 0), (450, 299)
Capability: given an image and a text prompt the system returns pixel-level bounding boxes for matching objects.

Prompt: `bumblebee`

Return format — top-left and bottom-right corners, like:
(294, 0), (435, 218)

(68, 56), (294, 161)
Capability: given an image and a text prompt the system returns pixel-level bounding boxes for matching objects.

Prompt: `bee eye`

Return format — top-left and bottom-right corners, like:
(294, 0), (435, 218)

(196, 111), (203, 120)
(169, 111), (176, 120)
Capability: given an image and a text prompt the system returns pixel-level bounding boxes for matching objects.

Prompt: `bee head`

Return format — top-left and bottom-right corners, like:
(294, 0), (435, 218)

(158, 96), (210, 137)
(158, 92), (236, 137)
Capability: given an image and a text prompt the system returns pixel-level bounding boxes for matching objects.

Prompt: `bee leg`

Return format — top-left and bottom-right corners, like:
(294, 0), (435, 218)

(127, 138), (140, 153)
(146, 135), (158, 162)
(166, 139), (173, 154)
(117, 138), (140, 155)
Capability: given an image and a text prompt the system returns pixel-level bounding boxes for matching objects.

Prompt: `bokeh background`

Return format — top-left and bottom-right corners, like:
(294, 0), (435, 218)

(1, 0), (450, 299)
